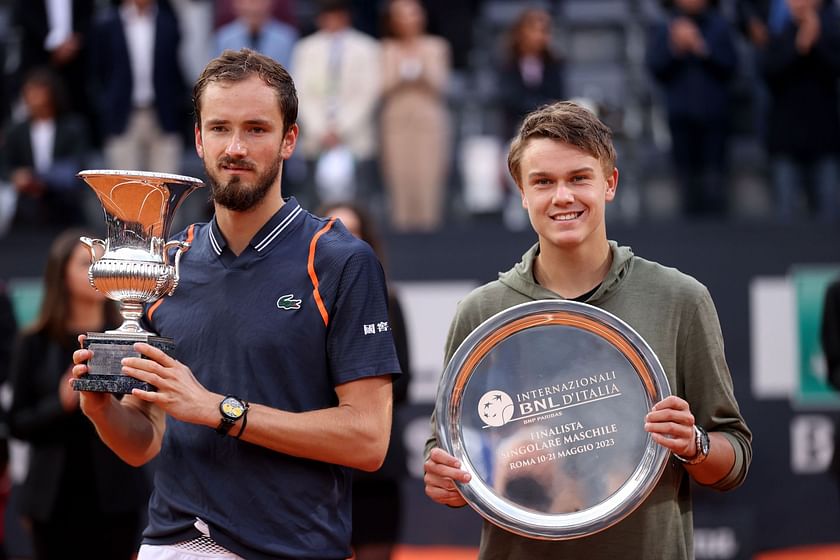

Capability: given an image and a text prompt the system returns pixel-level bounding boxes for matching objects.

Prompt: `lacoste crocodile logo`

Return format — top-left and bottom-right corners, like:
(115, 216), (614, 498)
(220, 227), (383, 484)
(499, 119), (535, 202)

(276, 294), (302, 310)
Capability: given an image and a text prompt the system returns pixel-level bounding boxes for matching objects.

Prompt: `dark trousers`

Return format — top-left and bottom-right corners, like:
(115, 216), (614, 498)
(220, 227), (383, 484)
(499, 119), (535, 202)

(668, 115), (729, 217)
(31, 511), (141, 560)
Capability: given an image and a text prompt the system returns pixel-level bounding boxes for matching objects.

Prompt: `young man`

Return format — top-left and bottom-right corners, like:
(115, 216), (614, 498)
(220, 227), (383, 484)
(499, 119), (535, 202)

(423, 101), (751, 559)
(72, 49), (400, 560)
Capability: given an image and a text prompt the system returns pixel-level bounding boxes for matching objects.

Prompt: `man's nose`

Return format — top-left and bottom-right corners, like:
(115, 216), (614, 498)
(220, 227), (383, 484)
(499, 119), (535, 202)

(225, 133), (247, 157)
(552, 183), (574, 204)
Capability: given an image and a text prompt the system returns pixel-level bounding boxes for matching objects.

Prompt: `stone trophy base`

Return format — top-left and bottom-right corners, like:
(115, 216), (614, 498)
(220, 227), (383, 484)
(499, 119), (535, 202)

(73, 331), (174, 394)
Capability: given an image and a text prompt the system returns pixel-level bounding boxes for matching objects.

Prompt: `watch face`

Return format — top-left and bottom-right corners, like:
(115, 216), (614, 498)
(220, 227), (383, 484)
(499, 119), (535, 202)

(221, 397), (245, 420)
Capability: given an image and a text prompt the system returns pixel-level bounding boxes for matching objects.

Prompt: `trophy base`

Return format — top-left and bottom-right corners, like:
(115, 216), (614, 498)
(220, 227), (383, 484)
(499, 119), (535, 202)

(72, 374), (156, 394)
(73, 331), (174, 394)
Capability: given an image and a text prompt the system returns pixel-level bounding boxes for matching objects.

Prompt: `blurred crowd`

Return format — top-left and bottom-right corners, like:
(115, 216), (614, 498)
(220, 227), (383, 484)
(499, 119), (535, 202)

(0, 0), (839, 237)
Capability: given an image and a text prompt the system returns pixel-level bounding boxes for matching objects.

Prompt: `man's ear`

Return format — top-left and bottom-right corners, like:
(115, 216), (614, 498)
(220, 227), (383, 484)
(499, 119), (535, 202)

(194, 124), (204, 159)
(605, 167), (619, 201)
(520, 186), (529, 210)
(281, 124), (299, 160)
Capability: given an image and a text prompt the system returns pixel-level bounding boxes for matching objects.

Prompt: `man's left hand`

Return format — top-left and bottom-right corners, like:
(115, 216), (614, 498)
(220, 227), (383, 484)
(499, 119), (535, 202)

(121, 342), (216, 427)
(644, 395), (697, 458)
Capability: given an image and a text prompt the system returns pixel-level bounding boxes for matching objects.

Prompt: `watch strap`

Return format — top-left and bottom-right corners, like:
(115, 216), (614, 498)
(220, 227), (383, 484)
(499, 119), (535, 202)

(674, 425), (710, 465)
(216, 416), (235, 435)
(233, 408), (248, 440)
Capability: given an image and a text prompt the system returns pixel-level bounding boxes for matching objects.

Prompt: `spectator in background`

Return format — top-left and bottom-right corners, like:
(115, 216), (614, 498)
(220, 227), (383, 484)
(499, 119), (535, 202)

(319, 202), (411, 560)
(8, 230), (151, 560)
(647, 0), (738, 218)
(291, 0), (381, 208)
(735, 0), (771, 47)
(422, 0), (480, 71)
(732, 0), (772, 147)
(0, 68), (91, 231)
(499, 7), (564, 139)
(0, 283), (17, 391)
(824, 277), (840, 390)
(214, 0), (297, 30)
(758, 0), (840, 223)
(214, 0), (298, 68)
(380, 0), (450, 232)
(0, 284), (17, 560)
(90, 0), (187, 174)
(821, 276), (840, 496)
(12, 0), (96, 133)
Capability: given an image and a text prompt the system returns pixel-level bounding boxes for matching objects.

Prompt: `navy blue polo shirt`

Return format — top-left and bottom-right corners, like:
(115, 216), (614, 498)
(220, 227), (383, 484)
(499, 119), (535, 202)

(142, 198), (401, 560)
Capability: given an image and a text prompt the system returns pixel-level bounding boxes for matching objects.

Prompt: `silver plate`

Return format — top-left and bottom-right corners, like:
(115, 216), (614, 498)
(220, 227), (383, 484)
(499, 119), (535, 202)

(436, 300), (671, 540)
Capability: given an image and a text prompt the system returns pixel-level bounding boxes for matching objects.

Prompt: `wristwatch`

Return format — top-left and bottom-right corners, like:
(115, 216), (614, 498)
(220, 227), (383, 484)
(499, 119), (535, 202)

(216, 395), (249, 436)
(674, 425), (710, 465)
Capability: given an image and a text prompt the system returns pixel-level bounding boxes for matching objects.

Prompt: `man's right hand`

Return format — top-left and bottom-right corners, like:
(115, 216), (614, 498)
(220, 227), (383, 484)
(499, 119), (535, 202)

(72, 335), (115, 416)
(423, 447), (471, 508)
(11, 168), (44, 196)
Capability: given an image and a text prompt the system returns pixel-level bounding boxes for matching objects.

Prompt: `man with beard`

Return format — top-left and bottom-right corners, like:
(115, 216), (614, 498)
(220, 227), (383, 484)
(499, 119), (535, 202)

(71, 48), (400, 560)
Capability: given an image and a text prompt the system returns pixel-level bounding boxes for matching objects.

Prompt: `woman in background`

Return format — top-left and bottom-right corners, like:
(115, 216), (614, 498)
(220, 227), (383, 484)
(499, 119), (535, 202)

(379, 0), (451, 232)
(499, 8), (565, 137)
(320, 203), (411, 560)
(8, 230), (151, 560)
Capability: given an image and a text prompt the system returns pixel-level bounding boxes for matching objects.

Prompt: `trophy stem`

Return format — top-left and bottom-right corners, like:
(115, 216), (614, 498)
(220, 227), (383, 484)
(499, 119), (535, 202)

(112, 301), (150, 334)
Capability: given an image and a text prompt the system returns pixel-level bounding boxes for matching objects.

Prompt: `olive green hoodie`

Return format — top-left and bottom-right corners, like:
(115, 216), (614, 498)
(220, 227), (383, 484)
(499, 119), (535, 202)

(427, 241), (752, 560)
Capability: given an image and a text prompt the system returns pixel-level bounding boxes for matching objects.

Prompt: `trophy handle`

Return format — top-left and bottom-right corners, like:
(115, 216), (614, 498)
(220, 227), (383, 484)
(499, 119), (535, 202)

(163, 240), (191, 296)
(80, 237), (107, 263)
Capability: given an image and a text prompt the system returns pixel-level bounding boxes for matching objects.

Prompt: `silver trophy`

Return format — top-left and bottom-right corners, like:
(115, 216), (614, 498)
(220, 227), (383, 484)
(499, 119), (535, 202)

(73, 169), (204, 394)
(436, 300), (671, 540)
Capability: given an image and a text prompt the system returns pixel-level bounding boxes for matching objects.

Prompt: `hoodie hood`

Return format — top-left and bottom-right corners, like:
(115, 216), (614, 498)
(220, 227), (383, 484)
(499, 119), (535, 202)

(497, 240), (634, 303)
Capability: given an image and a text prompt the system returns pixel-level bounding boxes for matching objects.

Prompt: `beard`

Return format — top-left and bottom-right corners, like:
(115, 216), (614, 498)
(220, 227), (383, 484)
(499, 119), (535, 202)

(206, 153), (282, 212)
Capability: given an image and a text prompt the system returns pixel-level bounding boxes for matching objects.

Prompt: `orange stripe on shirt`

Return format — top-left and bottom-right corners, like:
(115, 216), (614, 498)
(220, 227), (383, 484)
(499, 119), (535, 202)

(308, 219), (335, 327)
(147, 224), (196, 322)
(185, 223), (196, 245)
(147, 299), (165, 322)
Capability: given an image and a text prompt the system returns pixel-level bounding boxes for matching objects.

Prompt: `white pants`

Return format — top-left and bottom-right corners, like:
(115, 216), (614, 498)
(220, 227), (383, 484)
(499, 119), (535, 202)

(137, 544), (244, 560)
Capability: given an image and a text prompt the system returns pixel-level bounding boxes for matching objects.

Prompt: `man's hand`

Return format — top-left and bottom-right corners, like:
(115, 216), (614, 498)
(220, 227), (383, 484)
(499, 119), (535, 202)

(72, 335), (116, 417)
(11, 168), (44, 196)
(59, 367), (80, 412)
(795, 9), (821, 54)
(748, 17), (769, 47)
(50, 33), (81, 65)
(120, 342), (216, 427)
(669, 17), (708, 57)
(424, 447), (471, 507)
(644, 395), (698, 459)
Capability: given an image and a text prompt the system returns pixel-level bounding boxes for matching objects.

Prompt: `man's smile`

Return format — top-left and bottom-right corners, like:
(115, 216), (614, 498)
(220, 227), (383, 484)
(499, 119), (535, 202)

(550, 210), (584, 222)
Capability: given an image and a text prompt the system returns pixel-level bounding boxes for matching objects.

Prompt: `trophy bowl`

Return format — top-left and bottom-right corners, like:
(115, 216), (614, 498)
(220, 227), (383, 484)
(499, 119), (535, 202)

(73, 169), (204, 394)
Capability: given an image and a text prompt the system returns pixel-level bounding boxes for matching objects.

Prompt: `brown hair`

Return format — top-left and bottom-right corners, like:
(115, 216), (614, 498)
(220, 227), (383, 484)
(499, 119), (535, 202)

(382, 0), (426, 38)
(193, 48), (298, 134)
(507, 101), (616, 187)
(507, 8), (556, 62)
(317, 202), (383, 259)
(22, 66), (68, 115)
(28, 229), (119, 340)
